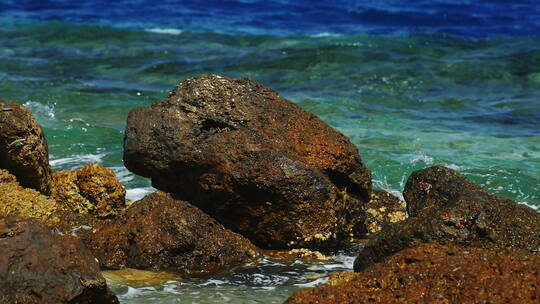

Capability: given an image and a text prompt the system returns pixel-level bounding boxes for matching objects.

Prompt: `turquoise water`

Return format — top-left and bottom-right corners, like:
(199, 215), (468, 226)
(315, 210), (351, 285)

(1, 11), (539, 303)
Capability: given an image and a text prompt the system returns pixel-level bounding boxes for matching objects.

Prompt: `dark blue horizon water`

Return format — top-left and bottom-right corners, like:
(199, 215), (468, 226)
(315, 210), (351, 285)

(2, 0), (540, 38)
(1, 1), (540, 303)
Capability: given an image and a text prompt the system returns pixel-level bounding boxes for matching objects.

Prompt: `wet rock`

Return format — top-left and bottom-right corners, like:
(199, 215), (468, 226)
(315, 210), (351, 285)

(364, 189), (406, 234)
(82, 191), (260, 274)
(354, 166), (540, 272)
(123, 75), (372, 249)
(102, 268), (180, 285)
(0, 216), (118, 304)
(286, 243), (540, 304)
(51, 164), (126, 219)
(0, 99), (52, 194)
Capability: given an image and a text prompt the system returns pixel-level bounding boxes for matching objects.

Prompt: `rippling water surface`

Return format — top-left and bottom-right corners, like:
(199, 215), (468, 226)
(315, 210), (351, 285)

(1, 1), (539, 303)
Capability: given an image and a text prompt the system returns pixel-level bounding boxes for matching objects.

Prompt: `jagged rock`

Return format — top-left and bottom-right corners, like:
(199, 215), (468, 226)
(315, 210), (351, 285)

(123, 75), (372, 249)
(0, 216), (118, 304)
(82, 191), (260, 274)
(0, 169), (97, 233)
(0, 168), (65, 228)
(354, 166), (540, 272)
(286, 243), (540, 304)
(364, 189), (406, 233)
(51, 164), (126, 219)
(0, 99), (52, 195)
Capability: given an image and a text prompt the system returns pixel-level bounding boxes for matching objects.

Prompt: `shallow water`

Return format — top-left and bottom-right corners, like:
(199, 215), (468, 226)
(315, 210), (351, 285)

(1, 1), (539, 303)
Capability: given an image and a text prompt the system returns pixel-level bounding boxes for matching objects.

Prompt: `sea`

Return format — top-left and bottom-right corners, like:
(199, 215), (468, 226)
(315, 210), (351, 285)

(1, 1), (539, 303)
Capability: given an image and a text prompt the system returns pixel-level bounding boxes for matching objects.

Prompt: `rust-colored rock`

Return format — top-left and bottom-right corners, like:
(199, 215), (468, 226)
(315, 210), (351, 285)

(0, 216), (118, 304)
(82, 191), (260, 274)
(0, 99), (52, 194)
(286, 243), (540, 304)
(354, 166), (540, 272)
(364, 189), (406, 234)
(123, 75), (372, 249)
(51, 164), (126, 219)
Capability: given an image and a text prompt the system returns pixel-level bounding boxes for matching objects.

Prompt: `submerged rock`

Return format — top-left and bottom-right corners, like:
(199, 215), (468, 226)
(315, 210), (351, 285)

(0, 216), (118, 304)
(124, 75), (372, 249)
(83, 191), (260, 274)
(364, 189), (406, 234)
(354, 166), (540, 272)
(0, 99), (52, 195)
(51, 164), (126, 219)
(286, 243), (540, 304)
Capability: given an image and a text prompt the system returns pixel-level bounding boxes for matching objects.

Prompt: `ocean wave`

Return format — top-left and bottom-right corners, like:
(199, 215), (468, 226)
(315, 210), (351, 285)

(49, 153), (106, 169)
(125, 187), (155, 202)
(145, 28), (183, 35)
(22, 101), (56, 120)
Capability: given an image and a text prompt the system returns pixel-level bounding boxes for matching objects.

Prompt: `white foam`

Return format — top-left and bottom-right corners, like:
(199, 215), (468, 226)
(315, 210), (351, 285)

(294, 277), (328, 288)
(49, 153), (106, 169)
(126, 187), (155, 201)
(519, 201), (539, 211)
(145, 28), (183, 35)
(411, 153), (434, 165)
(23, 101), (55, 119)
(310, 32), (340, 38)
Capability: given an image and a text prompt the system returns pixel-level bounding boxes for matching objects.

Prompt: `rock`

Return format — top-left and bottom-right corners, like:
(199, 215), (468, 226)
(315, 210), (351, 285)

(102, 268), (180, 285)
(0, 99), (52, 195)
(0, 216), (118, 304)
(51, 164), (126, 219)
(82, 191), (260, 274)
(354, 166), (540, 272)
(285, 243), (540, 304)
(0, 168), (65, 228)
(264, 248), (330, 261)
(123, 75), (372, 249)
(364, 189), (406, 234)
(0, 169), (97, 233)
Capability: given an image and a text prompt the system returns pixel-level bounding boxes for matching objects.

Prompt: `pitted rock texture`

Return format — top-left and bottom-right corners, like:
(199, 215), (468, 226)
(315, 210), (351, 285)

(51, 164), (126, 219)
(0, 99), (52, 194)
(123, 75), (372, 249)
(354, 166), (540, 272)
(0, 216), (118, 304)
(364, 189), (406, 234)
(82, 191), (260, 274)
(286, 243), (540, 304)
(0, 168), (64, 228)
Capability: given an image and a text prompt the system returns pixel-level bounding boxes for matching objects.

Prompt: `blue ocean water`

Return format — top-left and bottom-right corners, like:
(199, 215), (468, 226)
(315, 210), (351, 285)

(1, 1), (539, 303)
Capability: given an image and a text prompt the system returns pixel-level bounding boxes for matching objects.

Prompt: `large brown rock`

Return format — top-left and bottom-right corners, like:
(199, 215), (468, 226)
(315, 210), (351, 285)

(354, 166), (540, 272)
(286, 243), (540, 304)
(51, 164), (126, 219)
(123, 75), (372, 249)
(0, 216), (118, 304)
(82, 191), (260, 274)
(0, 99), (52, 195)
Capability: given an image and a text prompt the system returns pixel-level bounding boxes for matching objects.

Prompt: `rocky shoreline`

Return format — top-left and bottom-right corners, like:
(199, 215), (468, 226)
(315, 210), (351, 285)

(1, 75), (538, 303)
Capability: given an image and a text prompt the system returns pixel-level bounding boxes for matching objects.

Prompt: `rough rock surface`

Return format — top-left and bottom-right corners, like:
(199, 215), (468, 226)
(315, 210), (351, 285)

(0, 169), (64, 228)
(354, 166), (540, 272)
(0, 216), (118, 304)
(82, 191), (260, 274)
(0, 99), (52, 194)
(123, 75), (372, 249)
(51, 164), (126, 219)
(364, 189), (406, 234)
(0, 169), (97, 233)
(286, 243), (540, 304)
